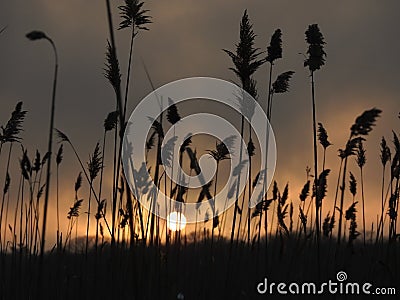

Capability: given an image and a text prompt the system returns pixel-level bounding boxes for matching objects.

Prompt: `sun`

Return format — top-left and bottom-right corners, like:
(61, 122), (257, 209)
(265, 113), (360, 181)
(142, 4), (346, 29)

(167, 212), (187, 231)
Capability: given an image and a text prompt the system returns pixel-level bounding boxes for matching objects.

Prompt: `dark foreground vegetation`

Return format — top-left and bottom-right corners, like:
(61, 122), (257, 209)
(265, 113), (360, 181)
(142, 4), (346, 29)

(1, 238), (399, 299)
(1, 1), (400, 299)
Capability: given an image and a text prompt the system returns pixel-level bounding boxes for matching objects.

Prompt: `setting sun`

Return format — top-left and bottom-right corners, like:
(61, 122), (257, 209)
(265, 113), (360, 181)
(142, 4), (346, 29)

(167, 212), (187, 231)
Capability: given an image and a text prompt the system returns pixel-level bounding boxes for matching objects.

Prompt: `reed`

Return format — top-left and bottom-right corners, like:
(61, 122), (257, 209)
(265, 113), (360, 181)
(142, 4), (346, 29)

(304, 24), (326, 247)
(337, 108), (381, 245)
(0, 102), (27, 252)
(356, 140), (366, 245)
(0, 4), (399, 298)
(26, 30), (58, 260)
(85, 143), (102, 256)
(223, 10), (264, 246)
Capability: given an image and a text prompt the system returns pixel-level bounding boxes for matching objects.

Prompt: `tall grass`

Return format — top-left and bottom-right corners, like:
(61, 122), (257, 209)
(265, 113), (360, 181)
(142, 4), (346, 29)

(356, 140), (366, 245)
(223, 10), (264, 246)
(26, 31), (59, 259)
(0, 3), (399, 299)
(337, 108), (381, 245)
(112, 0), (152, 246)
(55, 144), (63, 249)
(85, 143), (102, 255)
(304, 24), (326, 252)
(0, 102), (27, 252)
(377, 136), (390, 243)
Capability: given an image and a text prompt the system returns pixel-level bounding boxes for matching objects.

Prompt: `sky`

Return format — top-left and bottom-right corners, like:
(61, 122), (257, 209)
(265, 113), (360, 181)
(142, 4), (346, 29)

(0, 0), (399, 244)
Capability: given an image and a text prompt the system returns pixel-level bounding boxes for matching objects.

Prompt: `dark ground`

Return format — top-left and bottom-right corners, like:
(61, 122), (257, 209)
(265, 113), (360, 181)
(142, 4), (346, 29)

(0, 237), (398, 300)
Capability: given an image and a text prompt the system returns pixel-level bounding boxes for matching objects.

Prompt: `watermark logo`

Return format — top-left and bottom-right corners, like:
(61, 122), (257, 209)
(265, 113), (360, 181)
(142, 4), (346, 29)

(336, 271), (347, 282)
(122, 77), (276, 223)
(257, 271), (396, 296)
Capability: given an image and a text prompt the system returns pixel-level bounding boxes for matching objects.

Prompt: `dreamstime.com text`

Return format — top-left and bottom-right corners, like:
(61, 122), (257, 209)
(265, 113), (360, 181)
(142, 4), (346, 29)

(257, 272), (396, 296)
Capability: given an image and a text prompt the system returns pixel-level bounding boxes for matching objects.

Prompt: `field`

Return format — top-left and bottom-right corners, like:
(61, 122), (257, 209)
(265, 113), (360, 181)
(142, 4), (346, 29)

(0, 1), (399, 299)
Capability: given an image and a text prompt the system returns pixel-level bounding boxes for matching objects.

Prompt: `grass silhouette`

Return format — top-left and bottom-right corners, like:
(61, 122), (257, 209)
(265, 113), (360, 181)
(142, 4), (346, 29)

(0, 3), (399, 300)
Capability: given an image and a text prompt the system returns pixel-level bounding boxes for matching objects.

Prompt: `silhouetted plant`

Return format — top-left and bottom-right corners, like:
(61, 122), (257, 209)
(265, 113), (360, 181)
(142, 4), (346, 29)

(88, 143), (102, 182)
(315, 122), (331, 231)
(85, 143), (103, 255)
(55, 129), (111, 236)
(304, 25), (326, 72)
(114, 3), (151, 245)
(224, 10), (264, 245)
(147, 114), (164, 245)
(271, 71), (294, 94)
(100, 111), (118, 243)
(316, 169), (330, 209)
(337, 108), (381, 245)
(388, 192), (398, 240)
(105, 41), (122, 100)
(103, 0), (129, 246)
(345, 201), (359, 248)
(166, 98), (182, 237)
(322, 212), (334, 238)
(104, 111), (118, 132)
(67, 199), (83, 221)
(104, 48), (123, 233)
(64, 173), (84, 252)
(167, 98), (181, 125)
(304, 24), (326, 247)
(388, 131), (399, 240)
(207, 136), (235, 244)
(95, 199), (106, 251)
(26, 30), (58, 261)
(356, 140), (366, 245)
(223, 10), (264, 92)
(0, 172), (10, 250)
(235, 80), (258, 245)
(276, 183), (289, 246)
(0, 102), (27, 146)
(0, 102), (27, 252)
(377, 137), (391, 242)
(351, 110), (382, 136)
(318, 122), (332, 170)
(55, 144), (63, 249)
(171, 136), (192, 230)
(349, 172), (357, 203)
(269, 71), (294, 121)
(298, 179), (310, 237)
(261, 32), (288, 249)
(299, 206), (308, 236)
(265, 29), (282, 119)
(300, 180), (311, 202)
(118, 0), (151, 31)
(391, 131), (400, 183)
(185, 146), (213, 242)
